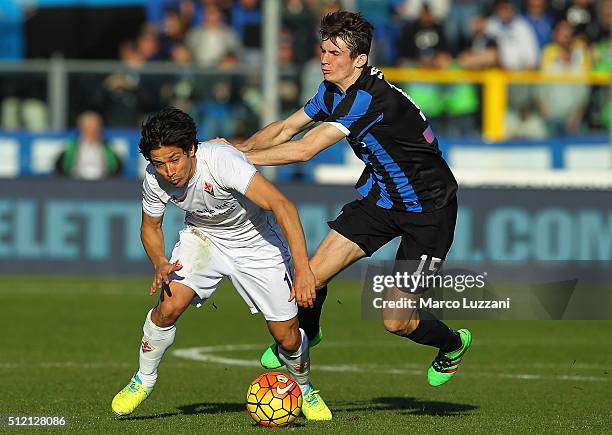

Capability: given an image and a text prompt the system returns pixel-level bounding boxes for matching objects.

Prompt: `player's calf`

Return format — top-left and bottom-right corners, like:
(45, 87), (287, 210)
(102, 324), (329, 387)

(383, 318), (419, 337)
(275, 328), (332, 421)
(111, 308), (176, 415)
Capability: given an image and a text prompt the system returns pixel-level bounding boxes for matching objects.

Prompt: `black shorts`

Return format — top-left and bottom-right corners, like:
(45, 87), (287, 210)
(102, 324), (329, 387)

(328, 197), (457, 262)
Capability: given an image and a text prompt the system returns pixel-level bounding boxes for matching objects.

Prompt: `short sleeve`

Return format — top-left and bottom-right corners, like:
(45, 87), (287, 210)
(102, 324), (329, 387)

(210, 146), (258, 194)
(303, 82), (329, 122)
(142, 169), (167, 217)
(326, 89), (382, 139)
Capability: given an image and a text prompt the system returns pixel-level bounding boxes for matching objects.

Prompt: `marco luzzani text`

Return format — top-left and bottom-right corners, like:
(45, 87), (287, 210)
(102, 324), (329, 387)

(370, 272), (511, 310)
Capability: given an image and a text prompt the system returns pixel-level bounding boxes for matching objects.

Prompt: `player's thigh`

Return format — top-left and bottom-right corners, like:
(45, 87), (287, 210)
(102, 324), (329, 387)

(310, 229), (367, 288)
(230, 253), (297, 323)
(395, 198), (458, 273)
(315, 199), (399, 288)
(165, 226), (226, 310)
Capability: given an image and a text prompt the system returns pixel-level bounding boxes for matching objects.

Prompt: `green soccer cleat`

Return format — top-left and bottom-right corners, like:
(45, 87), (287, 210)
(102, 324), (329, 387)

(260, 328), (324, 369)
(111, 374), (154, 416)
(301, 385), (332, 421)
(427, 328), (472, 387)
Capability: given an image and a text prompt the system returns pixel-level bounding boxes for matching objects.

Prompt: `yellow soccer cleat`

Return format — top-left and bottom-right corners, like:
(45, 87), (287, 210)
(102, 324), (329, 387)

(301, 386), (332, 421)
(111, 374), (154, 416)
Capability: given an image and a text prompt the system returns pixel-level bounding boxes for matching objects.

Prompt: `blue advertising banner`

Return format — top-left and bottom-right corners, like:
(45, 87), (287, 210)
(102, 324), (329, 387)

(0, 179), (610, 275)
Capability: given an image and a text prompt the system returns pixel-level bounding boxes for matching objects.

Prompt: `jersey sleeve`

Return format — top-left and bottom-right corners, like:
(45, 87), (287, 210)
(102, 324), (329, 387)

(326, 89), (382, 139)
(210, 146), (258, 194)
(142, 168), (167, 217)
(303, 82), (329, 122)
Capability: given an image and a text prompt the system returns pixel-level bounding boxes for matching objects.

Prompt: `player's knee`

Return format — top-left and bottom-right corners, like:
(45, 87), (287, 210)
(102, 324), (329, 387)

(383, 318), (419, 337)
(277, 329), (301, 354)
(314, 276), (328, 290)
(154, 301), (184, 326)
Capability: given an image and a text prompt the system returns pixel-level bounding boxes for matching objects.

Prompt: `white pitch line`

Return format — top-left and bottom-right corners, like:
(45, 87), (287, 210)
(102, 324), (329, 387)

(1, 342), (607, 382)
(171, 344), (610, 383)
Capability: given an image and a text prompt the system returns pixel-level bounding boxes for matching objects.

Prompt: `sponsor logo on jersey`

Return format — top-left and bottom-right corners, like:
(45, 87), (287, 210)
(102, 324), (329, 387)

(203, 181), (214, 196)
(141, 340), (155, 352)
(423, 125), (435, 144)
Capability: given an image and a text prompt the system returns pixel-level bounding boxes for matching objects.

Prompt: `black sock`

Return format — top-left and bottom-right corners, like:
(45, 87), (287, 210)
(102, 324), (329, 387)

(407, 310), (462, 353)
(297, 285), (328, 341)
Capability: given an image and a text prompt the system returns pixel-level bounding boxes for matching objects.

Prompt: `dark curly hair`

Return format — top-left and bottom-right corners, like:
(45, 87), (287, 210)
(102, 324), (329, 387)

(320, 11), (373, 59)
(138, 106), (198, 161)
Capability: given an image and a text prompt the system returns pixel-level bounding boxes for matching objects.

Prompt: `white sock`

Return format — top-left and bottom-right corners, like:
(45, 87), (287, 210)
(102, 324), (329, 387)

(278, 328), (310, 390)
(136, 309), (176, 388)
(299, 383), (311, 395)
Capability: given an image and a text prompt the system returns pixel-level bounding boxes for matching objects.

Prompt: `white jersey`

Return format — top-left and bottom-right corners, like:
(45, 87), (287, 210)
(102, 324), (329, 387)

(142, 141), (280, 251)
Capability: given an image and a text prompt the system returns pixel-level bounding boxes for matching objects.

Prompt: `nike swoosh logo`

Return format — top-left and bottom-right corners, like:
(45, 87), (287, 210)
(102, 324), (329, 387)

(276, 382), (295, 395)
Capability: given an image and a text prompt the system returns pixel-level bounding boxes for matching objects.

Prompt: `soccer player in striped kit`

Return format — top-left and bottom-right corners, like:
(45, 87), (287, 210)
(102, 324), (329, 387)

(240, 11), (472, 387)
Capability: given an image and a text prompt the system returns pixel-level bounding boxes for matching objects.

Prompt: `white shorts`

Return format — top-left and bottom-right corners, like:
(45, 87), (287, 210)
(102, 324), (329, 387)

(168, 226), (297, 322)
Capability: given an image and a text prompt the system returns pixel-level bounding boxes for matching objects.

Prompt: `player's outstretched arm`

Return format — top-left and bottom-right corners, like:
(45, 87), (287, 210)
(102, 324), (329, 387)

(244, 173), (316, 308)
(140, 211), (182, 296)
(245, 121), (346, 166)
(238, 108), (314, 153)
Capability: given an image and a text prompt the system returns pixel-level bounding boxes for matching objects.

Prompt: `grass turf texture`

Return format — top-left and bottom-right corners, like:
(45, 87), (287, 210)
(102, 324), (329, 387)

(3, 275), (611, 433)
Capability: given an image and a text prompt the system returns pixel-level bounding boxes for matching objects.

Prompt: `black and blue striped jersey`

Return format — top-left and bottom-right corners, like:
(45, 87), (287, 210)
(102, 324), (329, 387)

(304, 65), (457, 213)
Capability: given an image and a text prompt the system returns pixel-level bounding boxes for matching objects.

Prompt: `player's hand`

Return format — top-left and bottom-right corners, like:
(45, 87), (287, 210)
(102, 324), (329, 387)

(291, 266), (316, 308)
(150, 260), (182, 296)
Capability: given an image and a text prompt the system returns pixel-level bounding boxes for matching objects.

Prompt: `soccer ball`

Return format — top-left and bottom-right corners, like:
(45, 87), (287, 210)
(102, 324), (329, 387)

(246, 372), (302, 427)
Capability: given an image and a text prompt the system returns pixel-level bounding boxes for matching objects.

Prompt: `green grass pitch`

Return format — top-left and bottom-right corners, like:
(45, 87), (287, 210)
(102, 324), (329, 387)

(3, 275), (611, 433)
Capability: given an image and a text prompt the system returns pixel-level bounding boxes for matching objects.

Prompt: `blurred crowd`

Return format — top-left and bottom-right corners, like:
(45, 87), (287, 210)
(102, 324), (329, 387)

(1, 0), (611, 139)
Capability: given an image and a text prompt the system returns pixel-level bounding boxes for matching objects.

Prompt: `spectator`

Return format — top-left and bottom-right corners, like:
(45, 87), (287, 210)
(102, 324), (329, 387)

(397, 5), (450, 132)
(277, 30), (300, 115)
(93, 41), (160, 127)
(353, 0), (400, 64)
(506, 100), (549, 139)
(556, 0), (599, 42)
(446, 14), (498, 136)
(54, 111), (122, 179)
(445, 0), (491, 54)
(145, 0), (199, 33)
(591, 0), (612, 72)
(158, 6), (191, 60)
(136, 29), (161, 62)
(159, 43), (197, 113)
(230, 0), (262, 65)
(197, 80), (236, 139)
(522, 0), (555, 51)
(586, 0), (611, 131)
(485, 0), (539, 70)
(537, 20), (591, 135)
(395, 0), (450, 22)
(186, 5), (241, 67)
(457, 14), (498, 69)
(300, 43), (323, 105)
(397, 4), (450, 68)
(283, 0), (317, 66)
(486, 0), (540, 110)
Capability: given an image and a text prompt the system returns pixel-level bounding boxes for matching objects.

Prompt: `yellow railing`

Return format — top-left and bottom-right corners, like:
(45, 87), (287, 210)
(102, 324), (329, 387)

(381, 68), (611, 142)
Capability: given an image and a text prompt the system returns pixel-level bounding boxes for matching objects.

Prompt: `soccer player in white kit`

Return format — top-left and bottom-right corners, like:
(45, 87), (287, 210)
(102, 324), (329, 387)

(111, 107), (332, 420)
